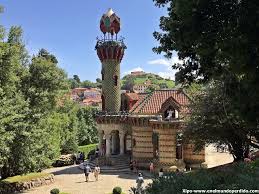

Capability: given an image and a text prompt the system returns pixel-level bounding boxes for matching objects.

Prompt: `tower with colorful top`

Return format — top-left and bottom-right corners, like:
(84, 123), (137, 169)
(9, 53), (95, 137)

(96, 8), (126, 113)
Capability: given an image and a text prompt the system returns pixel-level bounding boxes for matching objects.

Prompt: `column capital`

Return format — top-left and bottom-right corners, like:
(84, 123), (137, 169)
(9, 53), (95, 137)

(119, 130), (126, 137)
(104, 133), (111, 139)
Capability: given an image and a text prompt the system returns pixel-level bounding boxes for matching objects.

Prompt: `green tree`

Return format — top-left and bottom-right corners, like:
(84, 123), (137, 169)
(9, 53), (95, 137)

(153, 0), (259, 84)
(73, 74), (81, 84)
(77, 107), (98, 146)
(185, 80), (253, 161)
(121, 76), (135, 90)
(153, 0), (259, 159)
(25, 49), (68, 114)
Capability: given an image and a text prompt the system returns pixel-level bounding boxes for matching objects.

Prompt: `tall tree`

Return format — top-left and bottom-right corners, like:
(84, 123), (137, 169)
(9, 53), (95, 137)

(153, 0), (259, 158)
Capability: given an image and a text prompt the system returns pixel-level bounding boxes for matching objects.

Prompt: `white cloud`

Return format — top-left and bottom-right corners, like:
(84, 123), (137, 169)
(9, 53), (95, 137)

(147, 57), (183, 80)
(158, 71), (177, 80)
(123, 67), (144, 76)
(148, 57), (182, 67)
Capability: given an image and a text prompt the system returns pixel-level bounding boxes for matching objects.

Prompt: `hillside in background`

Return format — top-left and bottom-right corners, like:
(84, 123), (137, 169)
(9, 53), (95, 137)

(121, 72), (175, 92)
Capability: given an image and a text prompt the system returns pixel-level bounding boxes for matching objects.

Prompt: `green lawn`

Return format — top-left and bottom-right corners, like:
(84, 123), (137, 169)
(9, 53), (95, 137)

(78, 144), (98, 157)
(1, 172), (52, 183)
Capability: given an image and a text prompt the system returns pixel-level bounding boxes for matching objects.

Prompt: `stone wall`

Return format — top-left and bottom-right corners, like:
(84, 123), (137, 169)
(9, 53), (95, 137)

(154, 127), (177, 166)
(183, 143), (205, 167)
(0, 174), (54, 194)
(132, 126), (153, 168)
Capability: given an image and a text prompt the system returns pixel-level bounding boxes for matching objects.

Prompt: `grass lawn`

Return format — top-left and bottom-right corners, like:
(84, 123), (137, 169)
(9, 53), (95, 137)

(78, 143), (98, 157)
(1, 172), (52, 183)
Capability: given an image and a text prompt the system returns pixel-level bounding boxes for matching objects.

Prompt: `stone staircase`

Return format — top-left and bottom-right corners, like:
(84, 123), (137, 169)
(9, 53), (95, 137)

(79, 155), (131, 173)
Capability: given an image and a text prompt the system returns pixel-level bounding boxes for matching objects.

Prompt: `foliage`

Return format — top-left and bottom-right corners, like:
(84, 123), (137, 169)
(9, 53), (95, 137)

(153, 0), (259, 159)
(153, 0), (259, 84)
(145, 85), (159, 93)
(112, 186), (122, 194)
(68, 75), (101, 89)
(146, 162), (259, 194)
(0, 11), (99, 178)
(77, 107), (98, 146)
(1, 173), (52, 183)
(50, 188), (60, 194)
(185, 80), (258, 161)
(121, 73), (175, 90)
(78, 144), (98, 158)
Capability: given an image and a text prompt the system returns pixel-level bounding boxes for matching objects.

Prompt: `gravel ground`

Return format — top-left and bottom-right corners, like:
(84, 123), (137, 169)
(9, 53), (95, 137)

(21, 165), (151, 194)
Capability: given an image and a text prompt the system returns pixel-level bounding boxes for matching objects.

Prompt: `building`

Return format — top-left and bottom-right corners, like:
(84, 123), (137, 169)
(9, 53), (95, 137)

(70, 88), (102, 107)
(131, 71), (145, 76)
(94, 9), (206, 171)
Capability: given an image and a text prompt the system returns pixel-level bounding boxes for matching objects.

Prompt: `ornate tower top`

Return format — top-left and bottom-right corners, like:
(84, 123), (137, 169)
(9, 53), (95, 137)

(96, 9), (126, 113)
(100, 8), (121, 35)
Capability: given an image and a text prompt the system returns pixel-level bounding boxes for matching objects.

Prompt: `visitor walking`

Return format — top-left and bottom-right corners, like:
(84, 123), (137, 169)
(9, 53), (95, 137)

(101, 143), (106, 156)
(149, 162), (154, 174)
(158, 168), (163, 178)
(136, 173), (144, 194)
(83, 163), (92, 182)
(95, 147), (99, 158)
(94, 165), (101, 181)
(133, 160), (138, 173)
(130, 159), (133, 171)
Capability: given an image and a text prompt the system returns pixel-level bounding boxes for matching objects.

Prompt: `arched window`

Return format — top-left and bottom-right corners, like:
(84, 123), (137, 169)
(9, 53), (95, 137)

(113, 75), (118, 86)
(164, 106), (175, 120)
(101, 69), (104, 80)
(176, 133), (183, 159)
(101, 95), (105, 111)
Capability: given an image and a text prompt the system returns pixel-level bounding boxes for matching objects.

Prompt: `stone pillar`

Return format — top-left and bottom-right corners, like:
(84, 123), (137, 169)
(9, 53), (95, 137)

(98, 131), (103, 155)
(105, 132), (111, 156)
(111, 132), (116, 154)
(119, 131), (125, 155)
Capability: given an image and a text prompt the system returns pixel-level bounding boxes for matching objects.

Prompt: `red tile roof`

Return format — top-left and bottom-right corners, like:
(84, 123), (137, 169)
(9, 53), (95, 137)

(125, 93), (139, 101)
(130, 89), (190, 114)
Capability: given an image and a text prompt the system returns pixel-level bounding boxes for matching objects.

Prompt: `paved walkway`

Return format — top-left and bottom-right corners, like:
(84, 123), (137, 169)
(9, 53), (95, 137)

(21, 165), (151, 194)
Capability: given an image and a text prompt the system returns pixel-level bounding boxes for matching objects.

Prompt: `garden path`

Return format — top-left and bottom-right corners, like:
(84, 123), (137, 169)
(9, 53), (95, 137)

(21, 165), (151, 194)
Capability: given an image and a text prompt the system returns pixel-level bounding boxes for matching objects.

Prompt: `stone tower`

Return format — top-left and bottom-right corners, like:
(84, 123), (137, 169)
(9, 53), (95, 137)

(96, 8), (126, 113)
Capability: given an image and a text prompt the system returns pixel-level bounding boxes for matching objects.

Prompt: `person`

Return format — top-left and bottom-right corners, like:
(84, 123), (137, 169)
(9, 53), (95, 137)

(149, 162), (154, 174)
(158, 168), (163, 178)
(79, 152), (83, 163)
(136, 173), (144, 193)
(94, 165), (100, 181)
(95, 147), (99, 158)
(130, 159), (133, 171)
(133, 160), (138, 173)
(101, 143), (106, 156)
(83, 163), (92, 182)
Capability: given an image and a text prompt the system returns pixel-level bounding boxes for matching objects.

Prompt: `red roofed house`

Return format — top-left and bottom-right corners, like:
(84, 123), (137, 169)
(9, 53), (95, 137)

(94, 9), (206, 172)
(96, 89), (206, 171)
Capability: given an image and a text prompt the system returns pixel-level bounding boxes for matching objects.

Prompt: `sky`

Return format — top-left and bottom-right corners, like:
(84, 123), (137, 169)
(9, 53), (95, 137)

(0, 0), (178, 82)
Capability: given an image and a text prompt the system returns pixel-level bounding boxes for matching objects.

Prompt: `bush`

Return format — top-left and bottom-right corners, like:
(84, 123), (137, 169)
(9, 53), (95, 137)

(112, 186), (122, 194)
(145, 162), (259, 194)
(50, 188), (60, 194)
(78, 144), (97, 159)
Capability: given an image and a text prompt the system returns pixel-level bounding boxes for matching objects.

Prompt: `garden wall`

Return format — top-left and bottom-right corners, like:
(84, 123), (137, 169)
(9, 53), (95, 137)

(0, 174), (54, 194)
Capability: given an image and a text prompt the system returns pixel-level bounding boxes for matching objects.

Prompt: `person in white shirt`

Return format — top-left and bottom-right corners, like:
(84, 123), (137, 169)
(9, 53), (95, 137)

(158, 168), (164, 178)
(94, 165), (101, 181)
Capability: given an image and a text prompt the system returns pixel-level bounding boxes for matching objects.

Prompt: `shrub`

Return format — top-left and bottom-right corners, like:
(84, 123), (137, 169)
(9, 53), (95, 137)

(112, 186), (122, 194)
(145, 162), (259, 194)
(78, 144), (97, 158)
(50, 188), (60, 194)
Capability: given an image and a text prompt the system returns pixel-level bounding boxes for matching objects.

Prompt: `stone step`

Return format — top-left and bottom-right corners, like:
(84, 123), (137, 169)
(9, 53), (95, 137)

(79, 163), (131, 173)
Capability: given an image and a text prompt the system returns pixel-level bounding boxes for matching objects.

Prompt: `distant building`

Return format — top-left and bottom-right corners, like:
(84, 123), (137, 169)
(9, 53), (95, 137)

(132, 80), (152, 93)
(131, 71), (145, 76)
(70, 88), (102, 108)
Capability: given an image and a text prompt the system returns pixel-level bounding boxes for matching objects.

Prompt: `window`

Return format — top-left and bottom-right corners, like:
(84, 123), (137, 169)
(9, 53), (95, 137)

(113, 75), (118, 86)
(101, 69), (104, 80)
(164, 106), (176, 120)
(101, 95), (105, 111)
